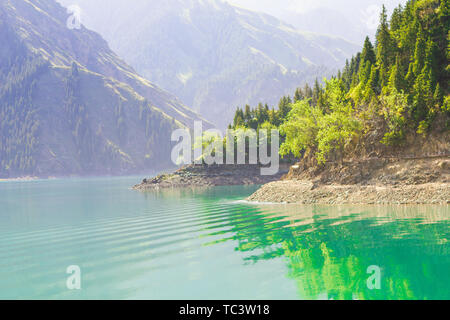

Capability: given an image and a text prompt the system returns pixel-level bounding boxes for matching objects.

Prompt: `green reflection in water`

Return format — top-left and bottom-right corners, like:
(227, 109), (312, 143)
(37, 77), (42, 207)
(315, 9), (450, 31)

(198, 196), (449, 300)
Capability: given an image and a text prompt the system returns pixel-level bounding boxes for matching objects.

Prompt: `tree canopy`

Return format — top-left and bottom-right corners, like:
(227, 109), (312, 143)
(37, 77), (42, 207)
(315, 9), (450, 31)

(230, 0), (449, 164)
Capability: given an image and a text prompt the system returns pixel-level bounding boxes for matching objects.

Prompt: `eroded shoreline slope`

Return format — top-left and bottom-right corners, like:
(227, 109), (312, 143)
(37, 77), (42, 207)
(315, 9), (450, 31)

(247, 157), (450, 205)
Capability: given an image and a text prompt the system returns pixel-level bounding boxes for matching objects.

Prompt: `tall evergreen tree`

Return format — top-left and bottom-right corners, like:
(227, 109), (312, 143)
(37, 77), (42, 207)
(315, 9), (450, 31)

(244, 104), (252, 122)
(413, 28), (426, 76)
(360, 37), (376, 66)
(376, 5), (394, 85)
(387, 56), (404, 92)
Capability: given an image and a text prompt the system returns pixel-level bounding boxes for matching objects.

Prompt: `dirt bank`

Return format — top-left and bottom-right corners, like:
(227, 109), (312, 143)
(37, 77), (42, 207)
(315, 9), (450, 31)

(248, 157), (450, 205)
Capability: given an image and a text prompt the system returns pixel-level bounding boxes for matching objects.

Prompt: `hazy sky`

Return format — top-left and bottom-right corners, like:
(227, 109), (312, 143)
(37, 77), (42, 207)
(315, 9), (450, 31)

(227, 0), (406, 15)
(227, 0), (408, 42)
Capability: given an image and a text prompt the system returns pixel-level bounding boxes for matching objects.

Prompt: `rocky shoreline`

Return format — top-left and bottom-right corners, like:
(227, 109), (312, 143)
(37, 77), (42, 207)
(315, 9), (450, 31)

(133, 164), (290, 190)
(247, 157), (450, 205)
(247, 180), (449, 205)
(133, 156), (450, 205)
(0, 176), (38, 182)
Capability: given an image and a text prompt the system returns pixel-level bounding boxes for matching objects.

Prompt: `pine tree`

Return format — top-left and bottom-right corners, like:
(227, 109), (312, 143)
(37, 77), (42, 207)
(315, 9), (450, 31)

(424, 39), (437, 89)
(380, 62), (389, 88)
(269, 107), (279, 126)
(360, 37), (376, 66)
(367, 64), (380, 97)
(413, 28), (426, 77)
(359, 61), (372, 85)
(376, 5), (394, 85)
(244, 104), (252, 122)
(278, 96), (292, 119)
(376, 5), (390, 57)
(312, 79), (322, 105)
(233, 108), (244, 127)
(390, 5), (403, 34)
(412, 72), (428, 122)
(294, 88), (304, 102)
(401, 15), (419, 58)
(433, 83), (443, 110)
(303, 83), (313, 100)
(405, 62), (415, 92)
(388, 56), (404, 92)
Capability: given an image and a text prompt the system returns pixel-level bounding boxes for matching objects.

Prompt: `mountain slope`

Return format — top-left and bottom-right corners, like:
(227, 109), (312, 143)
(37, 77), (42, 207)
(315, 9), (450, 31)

(58, 0), (360, 129)
(0, 0), (205, 178)
(269, 1), (409, 44)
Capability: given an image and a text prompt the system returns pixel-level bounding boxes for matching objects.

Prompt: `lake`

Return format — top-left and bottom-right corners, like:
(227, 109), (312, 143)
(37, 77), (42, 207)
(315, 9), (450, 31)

(0, 177), (448, 300)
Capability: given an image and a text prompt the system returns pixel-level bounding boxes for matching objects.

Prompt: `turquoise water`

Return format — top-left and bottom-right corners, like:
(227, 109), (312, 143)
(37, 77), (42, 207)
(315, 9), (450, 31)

(0, 177), (448, 300)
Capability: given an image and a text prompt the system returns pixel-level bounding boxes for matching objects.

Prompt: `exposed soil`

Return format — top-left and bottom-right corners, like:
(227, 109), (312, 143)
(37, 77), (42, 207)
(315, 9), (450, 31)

(247, 157), (450, 205)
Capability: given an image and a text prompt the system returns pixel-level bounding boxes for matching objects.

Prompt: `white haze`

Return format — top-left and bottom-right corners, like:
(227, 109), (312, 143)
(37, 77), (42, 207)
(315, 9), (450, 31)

(227, 0), (408, 43)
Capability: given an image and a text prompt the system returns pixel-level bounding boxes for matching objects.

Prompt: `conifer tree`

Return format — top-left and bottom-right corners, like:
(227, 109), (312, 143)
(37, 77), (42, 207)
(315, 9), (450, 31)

(390, 5), (403, 34)
(387, 56), (404, 92)
(368, 64), (381, 95)
(434, 83), (444, 110)
(312, 79), (321, 104)
(294, 88), (304, 102)
(376, 5), (394, 84)
(244, 105), (252, 122)
(360, 37), (376, 66)
(359, 61), (372, 85)
(413, 28), (426, 77)
(405, 62), (415, 92)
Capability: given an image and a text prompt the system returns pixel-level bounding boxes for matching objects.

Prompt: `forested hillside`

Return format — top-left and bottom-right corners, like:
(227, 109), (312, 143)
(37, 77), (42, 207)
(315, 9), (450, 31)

(0, 0), (206, 178)
(231, 0), (449, 164)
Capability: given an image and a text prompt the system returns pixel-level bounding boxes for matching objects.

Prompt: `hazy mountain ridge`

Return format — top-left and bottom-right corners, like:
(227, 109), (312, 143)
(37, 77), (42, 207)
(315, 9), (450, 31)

(0, 0), (206, 178)
(2, 0), (208, 127)
(58, 0), (360, 129)
(229, 0), (409, 44)
(279, 7), (367, 44)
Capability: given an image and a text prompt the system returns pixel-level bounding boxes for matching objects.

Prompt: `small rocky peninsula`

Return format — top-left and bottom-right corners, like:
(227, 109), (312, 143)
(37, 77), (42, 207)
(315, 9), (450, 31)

(133, 164), (291, 190)
(133, 157), (449, 205)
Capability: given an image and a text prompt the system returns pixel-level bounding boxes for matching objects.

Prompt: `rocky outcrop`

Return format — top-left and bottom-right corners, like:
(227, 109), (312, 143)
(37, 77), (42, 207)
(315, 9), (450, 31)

(133, 164), (290, 190)
(287, 157), (450, 186)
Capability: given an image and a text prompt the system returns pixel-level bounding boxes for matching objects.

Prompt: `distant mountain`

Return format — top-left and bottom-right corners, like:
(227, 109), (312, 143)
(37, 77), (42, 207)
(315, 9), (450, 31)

(228, 0), (409, 44)
(278, 7), (368, 44)
(0, 0), (207, 178)
(58, 0), (360, 129)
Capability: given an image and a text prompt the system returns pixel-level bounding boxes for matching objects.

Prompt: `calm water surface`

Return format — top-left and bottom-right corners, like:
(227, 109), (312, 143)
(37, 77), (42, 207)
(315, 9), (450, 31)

(0, 177), (448, 300)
